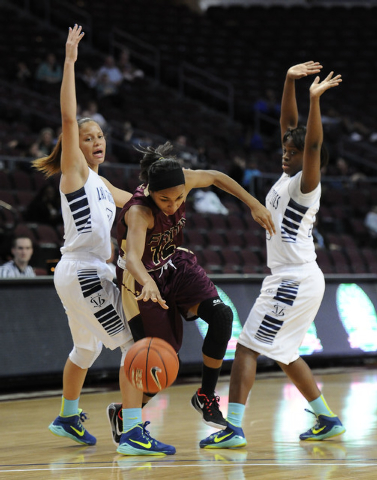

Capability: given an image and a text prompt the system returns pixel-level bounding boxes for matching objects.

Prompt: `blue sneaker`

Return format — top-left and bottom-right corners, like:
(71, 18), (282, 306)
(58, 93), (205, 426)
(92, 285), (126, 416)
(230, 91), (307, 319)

(200, 423), (247, 449)
(117, 421), (176, 456)
(48, 409), (96, 446)
(299, 410), (346, 441)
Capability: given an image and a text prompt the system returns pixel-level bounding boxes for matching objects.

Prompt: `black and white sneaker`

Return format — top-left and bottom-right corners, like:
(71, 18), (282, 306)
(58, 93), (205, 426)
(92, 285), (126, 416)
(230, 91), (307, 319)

(107, 403), (123, 445)
(191, 388), (227, 429)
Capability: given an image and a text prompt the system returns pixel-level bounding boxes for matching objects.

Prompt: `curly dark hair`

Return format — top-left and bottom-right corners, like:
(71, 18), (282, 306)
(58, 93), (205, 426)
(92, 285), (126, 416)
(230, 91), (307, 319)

(138, 141), (181, 185)
(283, 126), (329, 169)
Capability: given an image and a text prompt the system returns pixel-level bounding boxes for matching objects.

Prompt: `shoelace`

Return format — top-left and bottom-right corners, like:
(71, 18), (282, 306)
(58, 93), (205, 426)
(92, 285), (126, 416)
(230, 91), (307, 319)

(304, 408), (321, 429)
(78, 410), (89, 423)
(204, 395), (221, 413)
(140, 421), (158, 445)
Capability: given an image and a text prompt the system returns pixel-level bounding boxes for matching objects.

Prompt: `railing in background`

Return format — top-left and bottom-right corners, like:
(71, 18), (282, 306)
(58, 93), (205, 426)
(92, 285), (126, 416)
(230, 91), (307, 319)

(179, 62), (234, 119)
(11, 0), (94, 46)
(109, 28), (161, 84)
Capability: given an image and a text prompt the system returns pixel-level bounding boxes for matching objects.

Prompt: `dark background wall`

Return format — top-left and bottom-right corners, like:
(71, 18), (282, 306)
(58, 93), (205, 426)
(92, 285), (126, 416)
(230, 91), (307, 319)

(2, 274), (377, 392)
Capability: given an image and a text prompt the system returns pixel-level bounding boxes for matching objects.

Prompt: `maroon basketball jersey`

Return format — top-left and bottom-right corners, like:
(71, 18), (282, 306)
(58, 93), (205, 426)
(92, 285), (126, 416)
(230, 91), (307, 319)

(117, 185), (186, 271)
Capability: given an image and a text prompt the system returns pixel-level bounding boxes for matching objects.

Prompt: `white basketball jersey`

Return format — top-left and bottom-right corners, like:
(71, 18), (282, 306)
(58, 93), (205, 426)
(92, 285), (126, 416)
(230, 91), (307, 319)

(60, 168), (116, 261)
(265, 172), (320, 270)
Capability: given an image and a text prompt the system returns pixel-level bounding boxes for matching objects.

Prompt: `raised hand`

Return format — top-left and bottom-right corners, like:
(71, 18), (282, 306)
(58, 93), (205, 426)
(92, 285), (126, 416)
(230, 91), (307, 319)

(310, 71), (342, 98)
(287, 61), (323, 80)
(65, 24), (85, 63)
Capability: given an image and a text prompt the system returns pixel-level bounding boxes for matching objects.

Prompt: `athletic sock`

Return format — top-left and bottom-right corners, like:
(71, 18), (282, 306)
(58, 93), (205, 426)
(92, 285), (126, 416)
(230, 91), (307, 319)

(309, 394), (336, 417)
(226, 402), (245, 428)
(60, 396), (79, 417)
(201, 364), (222, 397)
(122, 408), (142, 433)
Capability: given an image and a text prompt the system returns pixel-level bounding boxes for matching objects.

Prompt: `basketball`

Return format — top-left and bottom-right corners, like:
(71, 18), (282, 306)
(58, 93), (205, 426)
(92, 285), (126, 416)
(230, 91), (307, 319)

(124, 337), (179, 394)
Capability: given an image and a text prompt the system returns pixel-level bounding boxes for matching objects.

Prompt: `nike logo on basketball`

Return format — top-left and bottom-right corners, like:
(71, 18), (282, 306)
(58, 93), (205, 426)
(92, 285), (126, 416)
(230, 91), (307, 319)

(151, 366), (162, 390)
(130, 439), (152, 448)
(312, 426), (326, 434)
(71, 426), (85, 436)
(214, 432), (233, 443)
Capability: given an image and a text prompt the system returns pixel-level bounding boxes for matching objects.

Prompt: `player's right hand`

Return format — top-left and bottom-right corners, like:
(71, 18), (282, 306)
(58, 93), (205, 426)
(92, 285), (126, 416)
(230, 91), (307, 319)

(136, 279), (169, 310)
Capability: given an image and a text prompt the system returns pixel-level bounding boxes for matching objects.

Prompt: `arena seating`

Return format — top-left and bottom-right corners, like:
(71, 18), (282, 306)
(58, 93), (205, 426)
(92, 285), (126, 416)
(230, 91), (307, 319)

(1, 1), (377, 275)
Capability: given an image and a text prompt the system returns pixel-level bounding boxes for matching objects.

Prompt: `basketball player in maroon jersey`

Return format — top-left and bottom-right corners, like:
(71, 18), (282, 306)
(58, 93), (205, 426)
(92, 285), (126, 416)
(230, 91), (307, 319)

(107, 141), (275, 455)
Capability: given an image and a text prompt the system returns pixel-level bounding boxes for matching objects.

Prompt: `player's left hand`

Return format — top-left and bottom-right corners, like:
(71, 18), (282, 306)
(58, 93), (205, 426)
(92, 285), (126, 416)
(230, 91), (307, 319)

(310, 71), (342, 98)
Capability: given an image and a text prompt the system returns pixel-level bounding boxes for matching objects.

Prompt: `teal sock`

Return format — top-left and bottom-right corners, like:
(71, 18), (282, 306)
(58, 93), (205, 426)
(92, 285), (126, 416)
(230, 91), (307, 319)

(226, 402), (245, 428)
(122, 408), (142, 433)
(309, 394), (336, 417)
(60, 396), (79, 417)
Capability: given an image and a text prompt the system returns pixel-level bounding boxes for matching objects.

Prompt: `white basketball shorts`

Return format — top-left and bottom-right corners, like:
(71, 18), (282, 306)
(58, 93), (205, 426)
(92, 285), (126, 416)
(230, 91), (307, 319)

(54, 252), (133, 352)
(238, 261), (325, 365)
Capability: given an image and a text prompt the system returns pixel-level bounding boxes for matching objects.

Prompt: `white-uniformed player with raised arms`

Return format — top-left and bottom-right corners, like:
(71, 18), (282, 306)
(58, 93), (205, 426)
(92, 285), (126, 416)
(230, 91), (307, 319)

(32, 25), (135, 447)
(200, 61), (346, 449)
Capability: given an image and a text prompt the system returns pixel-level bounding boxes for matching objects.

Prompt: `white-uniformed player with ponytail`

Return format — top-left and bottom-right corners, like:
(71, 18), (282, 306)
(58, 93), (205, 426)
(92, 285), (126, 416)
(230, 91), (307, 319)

(33, 25), (134, 448)
(200, 62), (345, 449)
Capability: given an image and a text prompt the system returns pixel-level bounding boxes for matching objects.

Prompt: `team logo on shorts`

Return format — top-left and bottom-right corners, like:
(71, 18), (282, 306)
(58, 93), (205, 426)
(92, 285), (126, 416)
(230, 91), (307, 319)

(273, 303), (286, 317)
(90, 294), (106, 308)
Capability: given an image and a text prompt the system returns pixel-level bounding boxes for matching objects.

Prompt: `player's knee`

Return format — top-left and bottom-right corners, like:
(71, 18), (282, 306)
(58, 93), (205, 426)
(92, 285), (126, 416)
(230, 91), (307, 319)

(198, 298), (233, 359)
(69, 344), (102, 369)
(120, 338), (135, 366)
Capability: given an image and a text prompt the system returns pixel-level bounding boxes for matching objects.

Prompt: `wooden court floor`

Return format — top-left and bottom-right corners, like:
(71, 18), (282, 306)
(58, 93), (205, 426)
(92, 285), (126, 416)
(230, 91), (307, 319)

(1, 367), (377, 479)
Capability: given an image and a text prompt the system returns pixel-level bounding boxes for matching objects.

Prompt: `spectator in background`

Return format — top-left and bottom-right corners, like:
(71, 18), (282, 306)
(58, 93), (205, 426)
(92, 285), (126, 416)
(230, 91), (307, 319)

(0, 236), (35, 277)
(81, 100), (107, 131)
(95, 72), (119, 99)
(175, 134), (197, 166)
(253, 88), (280, 118)
(96, 55), (123, 92)
(243, 158), (261, 196)
(117, 48), (144, 83)
(79, 65), (98, 90)
(25, 183), (62, 227)
(121, 120), (148, 147)
(195, 141), (209, 169)
(228, 154), (246, 186)
(29, 127), (56, 158)
(123, 121), (138, 144)
(253, 88), (281, 137)
(35, 53), (62, 84)
(15, 61), (32, 86)
(193, 187), (229, 215)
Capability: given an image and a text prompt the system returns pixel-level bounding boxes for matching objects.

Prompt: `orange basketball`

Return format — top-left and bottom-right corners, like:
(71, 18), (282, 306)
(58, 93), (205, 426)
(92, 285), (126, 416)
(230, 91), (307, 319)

(124, 337), (179, 394)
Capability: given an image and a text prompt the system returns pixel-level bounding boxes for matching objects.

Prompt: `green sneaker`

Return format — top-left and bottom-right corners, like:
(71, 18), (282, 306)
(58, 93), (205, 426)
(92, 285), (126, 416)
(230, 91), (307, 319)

(200, 423), (247, 449)
(117, 421), (175, 456)
(49, 409), (96, 446)
(299, 410), (345, 441)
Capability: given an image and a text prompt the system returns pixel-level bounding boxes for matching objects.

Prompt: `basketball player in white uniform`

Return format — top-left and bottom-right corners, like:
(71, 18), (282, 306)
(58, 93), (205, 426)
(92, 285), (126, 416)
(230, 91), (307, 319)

(200, 62), (345, 449)
(33, 25), (138, 449)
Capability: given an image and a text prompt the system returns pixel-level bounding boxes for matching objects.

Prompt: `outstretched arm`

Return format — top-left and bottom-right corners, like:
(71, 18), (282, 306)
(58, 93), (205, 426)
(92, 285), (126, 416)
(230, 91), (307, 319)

(280, 61), (322, 142)
(301, 71), (342, 193)
(184, 169), (276, 236)
(60, 25), (87, 193)
(125, 206), (168, 309)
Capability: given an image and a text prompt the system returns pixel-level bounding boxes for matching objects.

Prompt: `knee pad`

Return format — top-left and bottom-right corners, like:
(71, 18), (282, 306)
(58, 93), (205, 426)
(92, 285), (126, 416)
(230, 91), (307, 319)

(198, 297), (233, 360)
(69, 343), (103, 369)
